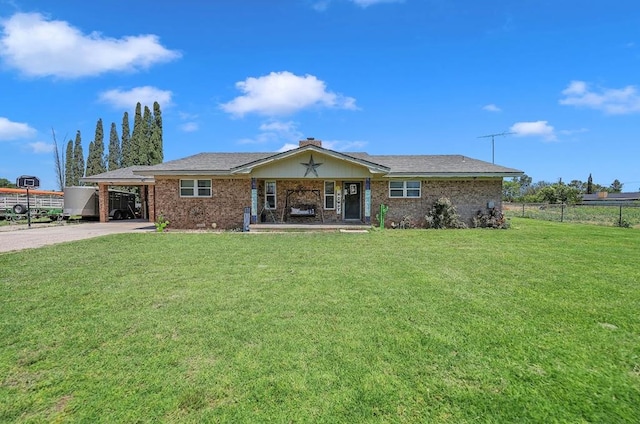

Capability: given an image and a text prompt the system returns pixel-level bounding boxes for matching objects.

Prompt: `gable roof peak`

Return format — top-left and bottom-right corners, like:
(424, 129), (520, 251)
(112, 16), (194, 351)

(299, 137), (322, 148)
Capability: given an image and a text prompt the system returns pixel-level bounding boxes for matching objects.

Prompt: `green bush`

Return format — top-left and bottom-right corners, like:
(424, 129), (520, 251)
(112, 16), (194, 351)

(473, 208), (510, 229)
(425, 197), (467, 229)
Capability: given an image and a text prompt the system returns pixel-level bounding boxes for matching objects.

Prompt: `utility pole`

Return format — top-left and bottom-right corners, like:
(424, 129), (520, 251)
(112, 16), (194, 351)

(478, 132), (515, 164)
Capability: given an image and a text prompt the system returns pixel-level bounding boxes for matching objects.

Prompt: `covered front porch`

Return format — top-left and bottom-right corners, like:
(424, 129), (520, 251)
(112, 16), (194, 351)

(249, 178), (373, 226)
(249, 222), (372, 232)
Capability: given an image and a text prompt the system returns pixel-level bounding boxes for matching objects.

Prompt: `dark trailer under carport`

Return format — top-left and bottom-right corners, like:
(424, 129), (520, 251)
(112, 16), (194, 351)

(63, 186), (137, 220)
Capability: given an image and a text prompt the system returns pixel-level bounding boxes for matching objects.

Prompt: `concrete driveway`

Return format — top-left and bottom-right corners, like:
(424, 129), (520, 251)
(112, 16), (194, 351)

(0, 221), (155, 253)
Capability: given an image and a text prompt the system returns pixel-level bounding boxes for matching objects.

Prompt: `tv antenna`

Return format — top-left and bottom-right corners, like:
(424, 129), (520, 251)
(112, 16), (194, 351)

(478, 132), (515, 164)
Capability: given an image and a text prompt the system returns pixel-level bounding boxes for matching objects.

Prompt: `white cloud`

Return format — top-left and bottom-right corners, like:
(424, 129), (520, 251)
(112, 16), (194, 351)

(313, 1), (330, 11)
(98, 86), (173, 109)
(322, 140), (367, 150)
(482, 104), (502, 112)
(0, 116), (36, 140)
(0, 12), (180, 78)
(220, 71), (357, 117)
(312, 0), (402, 10)
(180, 122), (199, 132)
(510, 121), (556, 141)
(259, 121), (298, 133)
(559, 128), (589, 136)
(240, 120), (303, 145)
(277, 143), (300, 152)
(178, 112), (198, 121)
(278, 138), (366, 151)
(350, 0), (404, 7)
(559, 80), (640, 114)
(29, 141), (54, 153)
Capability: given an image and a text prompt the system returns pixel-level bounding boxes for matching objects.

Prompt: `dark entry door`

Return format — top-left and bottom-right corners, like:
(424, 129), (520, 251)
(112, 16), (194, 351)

(344, 182), (361, 220)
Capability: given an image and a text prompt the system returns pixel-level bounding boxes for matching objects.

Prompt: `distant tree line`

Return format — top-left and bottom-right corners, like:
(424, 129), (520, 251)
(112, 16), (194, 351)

(57, 101), (163, 189)
(0, 178), (17, 188)
(503, 173), (626, 204)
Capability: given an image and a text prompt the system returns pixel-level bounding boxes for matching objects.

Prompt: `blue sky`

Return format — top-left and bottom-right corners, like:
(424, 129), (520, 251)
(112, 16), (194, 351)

(1, 0), (639, 191)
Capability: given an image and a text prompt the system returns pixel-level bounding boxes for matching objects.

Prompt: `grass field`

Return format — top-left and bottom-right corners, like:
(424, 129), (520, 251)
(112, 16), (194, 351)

(1, 219), (639, 422)
(504, 203), (640, 228)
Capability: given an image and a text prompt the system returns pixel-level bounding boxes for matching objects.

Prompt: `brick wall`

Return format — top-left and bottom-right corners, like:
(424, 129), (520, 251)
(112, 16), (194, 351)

(155, 177), (251, 230)
(371, 178), (503, 228)
(155, 176), (503, 229)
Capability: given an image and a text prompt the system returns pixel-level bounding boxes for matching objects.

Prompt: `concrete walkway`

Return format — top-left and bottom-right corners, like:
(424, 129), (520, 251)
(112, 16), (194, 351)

(0, 221), (155, 253)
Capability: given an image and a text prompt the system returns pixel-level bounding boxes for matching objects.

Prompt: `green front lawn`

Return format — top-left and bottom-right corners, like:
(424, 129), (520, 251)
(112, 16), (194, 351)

(1, 219), (639, 422)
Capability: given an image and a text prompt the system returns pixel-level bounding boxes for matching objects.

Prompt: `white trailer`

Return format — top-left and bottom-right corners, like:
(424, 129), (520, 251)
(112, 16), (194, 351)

(63, 186), (137, 220)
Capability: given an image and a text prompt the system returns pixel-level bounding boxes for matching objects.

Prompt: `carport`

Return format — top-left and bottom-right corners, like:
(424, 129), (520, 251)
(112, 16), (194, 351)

(81, 167), (156, 223)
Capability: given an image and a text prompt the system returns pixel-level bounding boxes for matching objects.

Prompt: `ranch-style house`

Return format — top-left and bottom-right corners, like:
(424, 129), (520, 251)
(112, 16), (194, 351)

(82, 138), (523, 230)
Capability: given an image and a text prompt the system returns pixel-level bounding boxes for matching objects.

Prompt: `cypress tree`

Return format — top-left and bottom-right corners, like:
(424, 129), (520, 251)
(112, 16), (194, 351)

(65, 139), (74, 186)
(151, 101), (163, 164)
(86, 140), (96, 177)
(108, 122), (121, 171)
(587, 173), (593, 194)
(93, 118), (106, 175)
(121, 112), (131, 168)
(130, 102), (143, 166)
(73, 131), (85, 186)
(142, 105), (153, 166)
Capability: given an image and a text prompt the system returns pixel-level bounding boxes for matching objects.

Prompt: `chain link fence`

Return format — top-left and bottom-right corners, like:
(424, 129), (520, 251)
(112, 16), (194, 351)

(503, 203), (640, 228)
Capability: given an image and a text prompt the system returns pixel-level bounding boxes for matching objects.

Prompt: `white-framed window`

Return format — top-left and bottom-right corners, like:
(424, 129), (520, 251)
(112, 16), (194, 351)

(265, 181), (276, 209)
(324, 181), (335, 210)
(389, 180), (421, 198)
(180, 179), (212, 197)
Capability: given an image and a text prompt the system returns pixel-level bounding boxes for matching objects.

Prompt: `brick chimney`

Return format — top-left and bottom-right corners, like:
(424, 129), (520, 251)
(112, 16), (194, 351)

(299, 137), (322, 148)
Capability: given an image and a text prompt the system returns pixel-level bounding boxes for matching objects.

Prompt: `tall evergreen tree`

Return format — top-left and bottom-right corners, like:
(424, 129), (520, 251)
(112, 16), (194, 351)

(93, 118), (106, 175)
(85, 119), (106, 177)
(142, 105), (153, 166)
(121, 111), (132, 168)
(86, 140), (97, 177)
(73, 131), (85, 186)
(65, 140), (74, 186)
(150, 101), (163, 164)
(108, 122), (121, 171)
(587, 173), (593, 194)
(130, 102), (144, 166)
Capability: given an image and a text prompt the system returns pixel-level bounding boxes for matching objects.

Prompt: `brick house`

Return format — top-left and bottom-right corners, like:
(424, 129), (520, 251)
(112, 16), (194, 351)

(83, 138), (523, 229)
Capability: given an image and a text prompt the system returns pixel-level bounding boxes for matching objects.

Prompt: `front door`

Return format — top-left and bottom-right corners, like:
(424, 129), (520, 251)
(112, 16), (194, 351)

(343, 182), (361, 220)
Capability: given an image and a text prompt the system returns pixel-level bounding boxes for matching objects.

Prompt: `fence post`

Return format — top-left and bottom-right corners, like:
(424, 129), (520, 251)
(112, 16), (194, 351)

(522, 203), (525, 217)
(560, 203), (564, 223)
(619, 205), (623, 227)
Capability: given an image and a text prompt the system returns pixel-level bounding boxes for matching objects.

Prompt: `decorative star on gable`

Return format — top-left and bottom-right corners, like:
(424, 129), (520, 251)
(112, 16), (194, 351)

(301, 155), (322, 177)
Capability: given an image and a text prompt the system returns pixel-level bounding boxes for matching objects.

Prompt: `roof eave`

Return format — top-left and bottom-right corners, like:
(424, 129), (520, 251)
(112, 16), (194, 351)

(80, 177), (155, 185)
(386, 172), (524, 178)
(136, 170), (233, 176)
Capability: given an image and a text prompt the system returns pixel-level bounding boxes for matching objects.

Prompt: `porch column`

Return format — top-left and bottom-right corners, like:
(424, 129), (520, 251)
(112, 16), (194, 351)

(147, 185), (156, 223)
(139, 185), (148, 220)
(98, 183), (109, 222)
(251, 178), (258, 224)
(364, 178), (371, 224)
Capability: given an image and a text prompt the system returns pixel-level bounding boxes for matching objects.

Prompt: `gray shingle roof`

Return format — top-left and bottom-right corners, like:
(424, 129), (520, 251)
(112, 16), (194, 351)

(87, 147), (523, 181)
(143, 152), (273, 172)
(582, 192), (640, 202)
(347, 153), (521, 175)
(137, 149), (521, 176)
